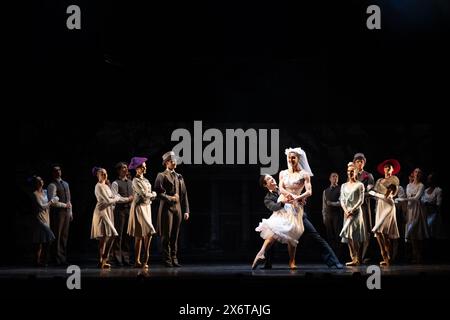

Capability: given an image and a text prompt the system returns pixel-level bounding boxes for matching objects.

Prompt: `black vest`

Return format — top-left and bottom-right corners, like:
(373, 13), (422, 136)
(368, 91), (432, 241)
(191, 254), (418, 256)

(115, 179), (132, 209)
(51, 180), (68, 214)
(55, 180), (68, 203)
(324, 186), (341, 215)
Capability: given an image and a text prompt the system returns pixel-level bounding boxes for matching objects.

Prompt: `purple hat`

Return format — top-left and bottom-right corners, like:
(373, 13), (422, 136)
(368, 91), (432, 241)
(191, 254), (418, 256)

(128, 157), (148, 170)
(92, 166), (101, 177)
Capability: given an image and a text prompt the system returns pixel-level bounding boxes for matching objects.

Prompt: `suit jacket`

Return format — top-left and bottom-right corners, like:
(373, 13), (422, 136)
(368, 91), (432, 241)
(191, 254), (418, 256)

(154, 169), (190, 235)
(264, 189), (284, 212)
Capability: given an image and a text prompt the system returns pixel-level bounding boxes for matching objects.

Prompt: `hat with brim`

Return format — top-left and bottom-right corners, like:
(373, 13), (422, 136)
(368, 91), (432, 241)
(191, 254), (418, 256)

(353, 153), (367, 162)
(377, 159), (401, 176)
(162, 151), (179, 165)
(92, 166), (101, 177)
(128, 157), (148, 170)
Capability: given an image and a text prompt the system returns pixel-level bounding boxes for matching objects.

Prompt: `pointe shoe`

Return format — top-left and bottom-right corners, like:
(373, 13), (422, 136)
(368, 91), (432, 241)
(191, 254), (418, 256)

(289, 264), (298, 270)
(142, 263), (149, 269)
(345, 260), (360, 266)
(134, 261), (143, 268)
(251, 254), (266, 270)
(101, 260), (111, 269)
(380, 259), (391, 266)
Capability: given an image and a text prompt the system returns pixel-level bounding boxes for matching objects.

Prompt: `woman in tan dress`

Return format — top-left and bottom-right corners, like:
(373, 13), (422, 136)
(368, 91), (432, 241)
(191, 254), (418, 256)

(127, 157), (157, 269)
(369, 159), (400, 266)
(91, 167), (130, 269)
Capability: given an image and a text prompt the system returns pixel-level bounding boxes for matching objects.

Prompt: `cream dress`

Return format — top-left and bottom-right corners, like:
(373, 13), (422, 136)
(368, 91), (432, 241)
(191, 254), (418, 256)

(127, 175), (157, 237)
(91, 183), (124, 239)
(371, 177), (400, 239)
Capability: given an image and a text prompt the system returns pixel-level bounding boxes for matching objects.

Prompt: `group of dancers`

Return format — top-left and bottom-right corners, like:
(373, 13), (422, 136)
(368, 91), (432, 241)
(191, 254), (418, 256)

(28, 146), (443, 270)
(252, 149), (444, 269)
(29, 151), (190, 269)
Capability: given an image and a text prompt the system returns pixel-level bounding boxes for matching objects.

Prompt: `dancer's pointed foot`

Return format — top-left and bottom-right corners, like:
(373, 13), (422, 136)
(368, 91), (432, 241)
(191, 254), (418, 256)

(251, 253), (266, 270)
(345, 260), (360, 266)
(289, 264), (298, 270)
(101, 259), (111, 269)
(380, 259), (390, 266)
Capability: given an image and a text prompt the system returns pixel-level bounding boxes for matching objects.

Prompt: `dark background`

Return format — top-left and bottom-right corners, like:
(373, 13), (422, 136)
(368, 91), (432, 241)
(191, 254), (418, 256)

(16, 0), (450, 265)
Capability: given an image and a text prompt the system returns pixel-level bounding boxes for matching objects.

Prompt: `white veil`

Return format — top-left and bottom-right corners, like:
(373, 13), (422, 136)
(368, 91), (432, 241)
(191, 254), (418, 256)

(285, 147), (314, 176)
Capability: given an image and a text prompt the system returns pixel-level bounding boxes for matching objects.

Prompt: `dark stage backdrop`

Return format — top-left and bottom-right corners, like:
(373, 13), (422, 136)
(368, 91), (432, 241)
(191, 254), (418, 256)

(18, 0), (450, 265)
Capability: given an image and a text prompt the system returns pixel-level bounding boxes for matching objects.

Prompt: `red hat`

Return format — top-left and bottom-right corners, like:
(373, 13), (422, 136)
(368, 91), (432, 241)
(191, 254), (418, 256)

(377, 159), (401, 176)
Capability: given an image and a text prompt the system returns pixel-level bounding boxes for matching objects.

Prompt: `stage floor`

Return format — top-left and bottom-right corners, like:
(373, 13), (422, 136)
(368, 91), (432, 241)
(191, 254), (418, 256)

(1, 264), (450, 301)
(2, 263), (450, 278)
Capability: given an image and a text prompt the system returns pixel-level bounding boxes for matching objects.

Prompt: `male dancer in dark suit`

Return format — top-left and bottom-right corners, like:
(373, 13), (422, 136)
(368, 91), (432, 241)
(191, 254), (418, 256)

(154, 151), (190, 267)
(259, 174), (343, 269)
(48, 164), (72, 266)
(322, 172), (343, 257)
(110, 162), (134, 266)
(353, 153), (375, 263)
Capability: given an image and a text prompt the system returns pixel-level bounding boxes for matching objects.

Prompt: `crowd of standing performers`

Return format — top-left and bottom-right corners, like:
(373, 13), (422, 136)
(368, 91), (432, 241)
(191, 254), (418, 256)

(254, 150), (446, 269)
(28, 151), (190, 269)
(28, 148), (444, 269)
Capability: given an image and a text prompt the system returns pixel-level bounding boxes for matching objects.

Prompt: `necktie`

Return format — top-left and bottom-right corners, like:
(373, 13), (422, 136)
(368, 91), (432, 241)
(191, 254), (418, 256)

(60, 180), (67, 203)
(172, 172), (179, 195)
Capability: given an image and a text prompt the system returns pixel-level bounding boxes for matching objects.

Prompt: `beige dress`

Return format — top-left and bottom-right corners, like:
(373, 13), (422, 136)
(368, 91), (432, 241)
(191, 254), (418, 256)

(91, 183), (122, 239)
(127, 175), (157, 237)
(371, 178), (400, 239)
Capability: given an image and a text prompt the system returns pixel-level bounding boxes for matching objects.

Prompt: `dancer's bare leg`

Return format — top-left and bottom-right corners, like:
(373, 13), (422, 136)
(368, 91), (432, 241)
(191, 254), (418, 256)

(288, 244), (297, 269)
(36, 244), (43, 266)
(346, 240), (361, 266)
(103, 236), (115, 268)
(346, 241), (355, 265)
(376, 233), (387, 265)
(252, 237), (274, 269)
(134, 237), (142, 267)
(383, 234), (392, 266)
(98, 237), (106, 266)
(99, 237), (112, 268)
(142, 235), (152, 268)
(353, 240), (361, 264)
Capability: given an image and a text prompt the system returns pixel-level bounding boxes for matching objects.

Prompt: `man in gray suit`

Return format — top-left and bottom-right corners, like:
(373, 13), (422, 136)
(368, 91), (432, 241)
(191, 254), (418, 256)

(48, 164), (72, 266)
(154, 151), (190, 267)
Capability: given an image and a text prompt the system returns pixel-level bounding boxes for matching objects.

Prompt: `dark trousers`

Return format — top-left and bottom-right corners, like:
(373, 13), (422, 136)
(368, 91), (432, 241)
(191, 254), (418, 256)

(161, 209), (182, 263)
(303, 216), (340, 266)
(50, 210), (70, 264)
(112, 207), (131, 264)
(265, 242), (278, 267)
(324, 213), (343, 257)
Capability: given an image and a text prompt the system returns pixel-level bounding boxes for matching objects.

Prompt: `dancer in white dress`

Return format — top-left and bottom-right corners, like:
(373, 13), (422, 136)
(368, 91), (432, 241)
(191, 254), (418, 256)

(254, 147), (312, 269)
(91, 167), (130, 269)
(369, 159), (400, 266)
(340, 162), (367, 266)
